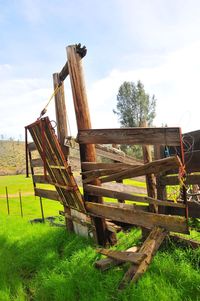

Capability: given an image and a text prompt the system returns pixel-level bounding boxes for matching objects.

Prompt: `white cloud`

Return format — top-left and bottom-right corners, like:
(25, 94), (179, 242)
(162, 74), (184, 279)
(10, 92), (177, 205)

(87, 42), (200, 133)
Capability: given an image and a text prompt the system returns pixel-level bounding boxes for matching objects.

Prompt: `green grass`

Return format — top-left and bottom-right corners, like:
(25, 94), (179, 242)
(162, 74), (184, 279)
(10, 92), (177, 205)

(0, 176), (200, 300)
(0, 175), (34, 195)
(0, 213), (200, 301)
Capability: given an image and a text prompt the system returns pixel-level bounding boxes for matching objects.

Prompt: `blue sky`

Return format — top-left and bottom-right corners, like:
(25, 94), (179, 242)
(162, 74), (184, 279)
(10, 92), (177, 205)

(1, 0), (200, 139)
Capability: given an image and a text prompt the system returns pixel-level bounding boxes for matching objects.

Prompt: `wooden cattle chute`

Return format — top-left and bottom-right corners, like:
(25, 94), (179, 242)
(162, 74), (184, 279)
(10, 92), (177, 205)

(25, 44), (200, 287)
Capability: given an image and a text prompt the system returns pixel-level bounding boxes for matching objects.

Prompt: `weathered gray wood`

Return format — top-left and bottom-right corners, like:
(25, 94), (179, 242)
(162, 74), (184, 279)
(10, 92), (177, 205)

(81, 162), (134, 171)
(34, 188), (60, 201)
(31, 158), (44, 167)
(33, 175), (51, 184)
(102, 182), (147, 195)
(97, 249), (146, 264)
(119, 227), (168, 288)
(101, 156), (182, 183)
(28, 142), (37, 152)
(160, 174), (200, 186)
(84, 184), (185, 208)
(95, 246), (138, 271)
(85, 202), (189, 234)
(78, 128), (181, 145)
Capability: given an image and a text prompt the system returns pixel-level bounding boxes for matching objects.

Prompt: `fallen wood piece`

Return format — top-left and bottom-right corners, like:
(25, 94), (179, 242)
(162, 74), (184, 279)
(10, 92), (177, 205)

(169, 233), (200, 249)
(95, 246), (138, 271)
(84, 184), (186, 209)
(97, 249), (146, 264)
(101, 156), (182, 183)
(85, 202), (189, 234)
(106, 221), (122, 233)
(119, 227), (168, 289)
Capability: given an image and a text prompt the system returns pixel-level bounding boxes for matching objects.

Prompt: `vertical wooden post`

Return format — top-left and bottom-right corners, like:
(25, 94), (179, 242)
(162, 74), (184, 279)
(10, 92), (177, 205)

(5, 186), (10, 215)
(19, 190), (23, 218)
(140, 121), (157, 212)
(53, 73), (74, 232)
(67, 44), (108, 246)
(39, 197), (45, 222)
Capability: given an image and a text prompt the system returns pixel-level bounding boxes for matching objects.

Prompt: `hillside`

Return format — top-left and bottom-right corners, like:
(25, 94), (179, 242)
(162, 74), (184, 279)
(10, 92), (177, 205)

(0, 140), (26, 175)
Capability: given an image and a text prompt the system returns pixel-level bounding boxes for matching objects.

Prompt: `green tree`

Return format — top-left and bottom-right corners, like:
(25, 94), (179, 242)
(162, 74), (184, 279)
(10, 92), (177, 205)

(113, 80), (156, 127)
(113, 81), (156, 159)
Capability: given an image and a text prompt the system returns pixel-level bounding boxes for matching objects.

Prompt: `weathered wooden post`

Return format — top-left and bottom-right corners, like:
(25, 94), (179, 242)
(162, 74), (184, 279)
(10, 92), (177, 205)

(67, 44), (109, 246)
(53, 72), (74, 232)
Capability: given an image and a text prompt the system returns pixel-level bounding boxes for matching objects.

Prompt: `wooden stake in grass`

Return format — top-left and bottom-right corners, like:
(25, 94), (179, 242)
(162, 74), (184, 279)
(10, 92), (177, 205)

(40, 197), (45, 222)
(5, 186), (10, 215)
(19, 190), (23, 218)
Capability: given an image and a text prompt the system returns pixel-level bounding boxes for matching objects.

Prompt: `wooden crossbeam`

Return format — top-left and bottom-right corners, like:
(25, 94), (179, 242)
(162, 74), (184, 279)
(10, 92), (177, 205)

(78, 128), (181, 145)
(35, 188), (60, 201)
(84, 184), (186, 209)
(85, 202), (189, 234)
(101, 156), (182, 183)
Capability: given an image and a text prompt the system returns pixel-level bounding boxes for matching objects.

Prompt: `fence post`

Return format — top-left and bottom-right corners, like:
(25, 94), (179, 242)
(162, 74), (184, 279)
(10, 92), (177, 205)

(5, 186), (10, 215)
(19, 190), (23, 218)
(40, 197), (45, 222)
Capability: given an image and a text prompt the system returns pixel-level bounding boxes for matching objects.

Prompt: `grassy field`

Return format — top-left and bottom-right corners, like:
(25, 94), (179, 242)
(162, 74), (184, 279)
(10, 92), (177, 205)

(0, 175), (62, 219)
(1, 175), (200, 300)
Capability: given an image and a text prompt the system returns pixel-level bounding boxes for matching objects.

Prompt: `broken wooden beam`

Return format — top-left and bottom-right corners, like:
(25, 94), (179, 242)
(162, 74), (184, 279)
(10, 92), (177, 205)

(101, 156), (182, 183)
(85, 202), (189, 234)
(84, 184), (186, 208)
(119, 226), (168, 288)
(96, 249), (146, 264)
(95, 246), (138, 271)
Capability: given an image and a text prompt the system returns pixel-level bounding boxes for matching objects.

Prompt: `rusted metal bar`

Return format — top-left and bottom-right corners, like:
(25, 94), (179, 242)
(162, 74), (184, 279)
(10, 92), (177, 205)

(40, 197), (45, 222)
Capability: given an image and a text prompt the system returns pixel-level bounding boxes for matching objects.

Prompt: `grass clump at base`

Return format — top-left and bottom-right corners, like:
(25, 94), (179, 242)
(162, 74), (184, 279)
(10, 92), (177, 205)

(0, 213), (200, 301)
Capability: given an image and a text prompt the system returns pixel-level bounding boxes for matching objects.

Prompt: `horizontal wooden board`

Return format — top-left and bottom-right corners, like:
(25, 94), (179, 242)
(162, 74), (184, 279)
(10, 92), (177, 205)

(31, 158), (44, 167)
(85, 202), (189, 234)
(33, 175), (51, 184)
(28, 142), (37, 151)
(34, 188), (60, 201)
(160, 174), (200, 186)
(101, 156), (182, 183)
(78, 128), (181, 146)
(84, 184), (185, 208)
(97, 248), (146, 264)
(102, 182), (147, 195)
(81, 162), (136, 171)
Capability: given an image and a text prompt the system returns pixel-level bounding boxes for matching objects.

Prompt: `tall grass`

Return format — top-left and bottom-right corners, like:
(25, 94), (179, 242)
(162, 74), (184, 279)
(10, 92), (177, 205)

(0, 213), (200, 301)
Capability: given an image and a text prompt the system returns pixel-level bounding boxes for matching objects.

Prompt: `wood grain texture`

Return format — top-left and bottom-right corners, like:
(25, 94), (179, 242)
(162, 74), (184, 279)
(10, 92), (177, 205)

(85, 202), (189, 234)
(101, 156), (182, 183)
(84, 184), (185, 208)
(34, 188), (60, 201)
(78, 128), (181, 145)
(97, 249), (146, 264)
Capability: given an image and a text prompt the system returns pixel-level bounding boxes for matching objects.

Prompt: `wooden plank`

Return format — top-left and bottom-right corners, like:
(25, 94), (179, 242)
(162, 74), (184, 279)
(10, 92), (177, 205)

(160, 174), (200, 186)
(34, 188), (60, 201)
(119, 227), (168, 288)
(84, 184), (185, 208)
(85, 202), (189, 234)
(97, 249), (146, 264)
(78, 128), (181, 146)
(28, 142), (37, 151)
(103, 182), (147, 196)
(169, 233), (200, 249)
(101, 156), (182, 183)
(31, 158), (44, 167)
(95, 246), (138, 271)
(33, 175), (50, 184)
(81, 162), (135, 171)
